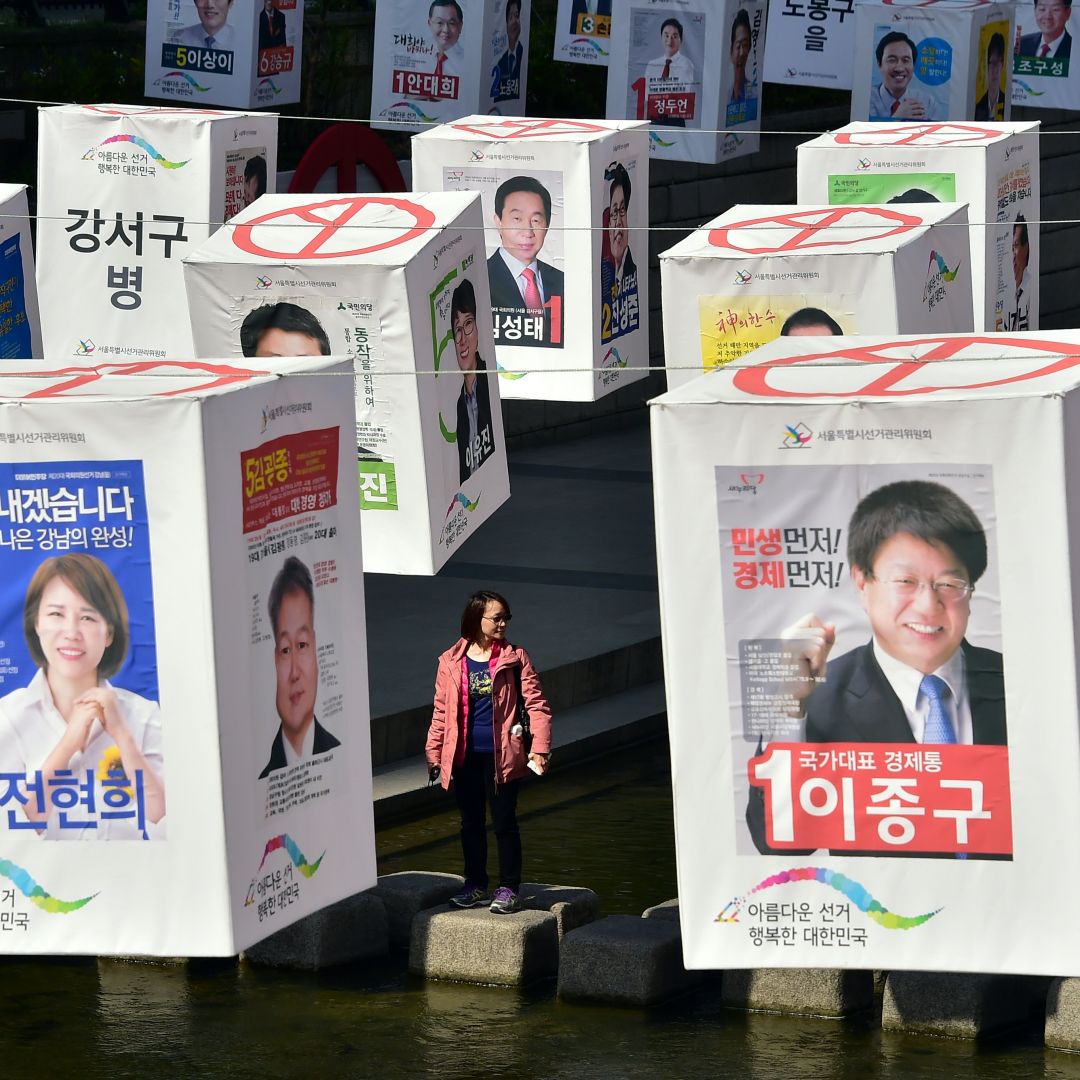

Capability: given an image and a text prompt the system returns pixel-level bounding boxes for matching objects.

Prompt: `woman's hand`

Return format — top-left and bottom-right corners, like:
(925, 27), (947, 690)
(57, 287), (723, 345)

(60, 698), (101, 759)
(528, 751), (550, 776)
(75, 687), (132, 751)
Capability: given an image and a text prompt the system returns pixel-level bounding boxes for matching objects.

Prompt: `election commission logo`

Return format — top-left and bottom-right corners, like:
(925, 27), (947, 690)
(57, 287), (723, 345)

(781, 423), (813, 448)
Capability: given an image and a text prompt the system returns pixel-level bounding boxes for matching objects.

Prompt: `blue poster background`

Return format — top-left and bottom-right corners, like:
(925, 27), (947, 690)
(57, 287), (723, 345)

(0, 234), (32, 361)
(0, 460), (158, 704)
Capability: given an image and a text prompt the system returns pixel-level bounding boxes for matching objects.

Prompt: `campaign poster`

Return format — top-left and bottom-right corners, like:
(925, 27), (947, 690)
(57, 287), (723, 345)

(762, 0), (855, 88)
(973, 19), (1009, 121)
(443, 167), (566, 352)
(554, 0), (613, 65)
(145, 0), (303, 108)
(826, 172), (957, 204)
(427, 259), (501, 510)
(868, 22), (951, 122)
(242, 427), (345, 824)
(723, 1), (764, 128)
(720, 462), (1008, 862)
(224, 147), (269, 223)
(0, 234), (32, 360)
(486, 0), (530, 111)
(624, 6), (706, 128)
(231, 294), (397, 512)
(599, 157), (642, 348)
(0, 460), (164, 842)
(372, 0), (479, 131)
(1013, 0), (1080, 107)
(698, 294), (859, 371)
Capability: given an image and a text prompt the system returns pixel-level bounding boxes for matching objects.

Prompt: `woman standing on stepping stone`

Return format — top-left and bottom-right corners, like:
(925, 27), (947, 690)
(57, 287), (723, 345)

(427, 590), (552, 915)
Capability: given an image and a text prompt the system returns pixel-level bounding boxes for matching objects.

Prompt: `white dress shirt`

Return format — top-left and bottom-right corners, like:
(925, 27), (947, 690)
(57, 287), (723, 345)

(498, 248), (549, 304)
(873, 641), (973, 744)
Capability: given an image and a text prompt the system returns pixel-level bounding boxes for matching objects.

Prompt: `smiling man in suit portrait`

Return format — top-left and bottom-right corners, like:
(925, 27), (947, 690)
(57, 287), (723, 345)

(259, 556), (340, 779)
(1019, 0), (1072, 58)
(487, 174), (564, 347)
(746, 480), (1006, 856)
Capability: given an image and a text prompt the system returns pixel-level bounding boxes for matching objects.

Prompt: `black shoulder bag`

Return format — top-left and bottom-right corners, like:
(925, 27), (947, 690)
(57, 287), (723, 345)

(512, 665), (533, 755)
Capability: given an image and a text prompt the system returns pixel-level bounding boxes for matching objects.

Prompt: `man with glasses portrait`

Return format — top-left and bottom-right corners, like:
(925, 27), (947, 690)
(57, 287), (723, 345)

(777, 480), (1006, 748)
(450, 279), (495, 484)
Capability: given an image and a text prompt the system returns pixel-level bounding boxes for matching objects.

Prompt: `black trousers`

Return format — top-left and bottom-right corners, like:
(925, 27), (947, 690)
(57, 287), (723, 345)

(452, 751), (521, 891)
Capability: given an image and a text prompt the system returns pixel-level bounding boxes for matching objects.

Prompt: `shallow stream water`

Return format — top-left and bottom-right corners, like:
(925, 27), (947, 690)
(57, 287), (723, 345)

(4, 743), (1077, 1079)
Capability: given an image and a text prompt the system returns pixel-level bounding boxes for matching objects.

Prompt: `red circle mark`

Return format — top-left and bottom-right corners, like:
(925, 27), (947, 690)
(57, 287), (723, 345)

(731, 335), (1080, 398)
(449, 118), (611, 139)
(834, 123), (1004, 147)
(82, 105), (231, 117)
(232, 196), (438, 259)
(708, 207), (922, 254)
(15, 361), (268, 398)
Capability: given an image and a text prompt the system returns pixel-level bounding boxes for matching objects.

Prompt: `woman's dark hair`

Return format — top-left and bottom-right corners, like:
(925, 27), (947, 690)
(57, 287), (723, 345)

(848, 480), (987, 583)
(451, 279), (477, 322)
(461, 590), (512, 642)
(24, 554), (130, 678)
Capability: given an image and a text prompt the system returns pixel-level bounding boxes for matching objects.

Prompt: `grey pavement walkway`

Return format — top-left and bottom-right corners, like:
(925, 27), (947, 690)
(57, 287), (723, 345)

(363, 414), (661, 720)
(363, 412), (667, 815)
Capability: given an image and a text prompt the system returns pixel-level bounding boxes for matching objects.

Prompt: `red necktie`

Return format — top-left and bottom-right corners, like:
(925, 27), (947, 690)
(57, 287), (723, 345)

(661, 59), (671, 78)
(434, 51), (446, 78)
(521, 268), (542, 312)
(1040, 43), (1051, 56)
(890, 99), (901, 115)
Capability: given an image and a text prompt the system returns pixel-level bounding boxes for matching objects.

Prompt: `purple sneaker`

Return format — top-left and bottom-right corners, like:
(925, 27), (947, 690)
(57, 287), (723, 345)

(450, 883), (488, 908)
(489, 887), (520, 914)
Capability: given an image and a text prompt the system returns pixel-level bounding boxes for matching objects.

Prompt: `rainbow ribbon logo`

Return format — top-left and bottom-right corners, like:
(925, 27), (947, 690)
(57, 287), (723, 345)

(445, 491), (481, 519)
(602, 346), (627, 369)
(1014, 79), (1044, 97)
(718, 867), (940, 931)
(496, 360), (527, 380)
(158, 70), (210, 92)
(0, 858), (95, 915)
(82, 134), (190, 169)
(258, 78), (283, 95)
(383, 101), (438, 124)
(571, 38), (609, 56)
(258, 835), (323, 877)
(927, 250), (960, 282)
(649, 132), (676, 149)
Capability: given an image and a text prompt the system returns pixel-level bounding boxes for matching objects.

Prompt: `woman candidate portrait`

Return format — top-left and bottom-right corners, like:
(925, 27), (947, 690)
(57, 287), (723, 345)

(0, 554), (165, 840)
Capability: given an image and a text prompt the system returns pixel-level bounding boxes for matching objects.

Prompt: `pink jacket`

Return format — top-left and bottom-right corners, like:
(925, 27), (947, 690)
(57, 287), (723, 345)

(426, 638), (553, 789)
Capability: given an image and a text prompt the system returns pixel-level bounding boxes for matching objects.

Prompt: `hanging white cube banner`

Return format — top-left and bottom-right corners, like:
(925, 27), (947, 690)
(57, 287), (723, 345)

(36, 104), (278, 362)
(371, 0), (533, 132)
(183, 191), (510, 576)
(0, 357), (374, 955)
(605, 0), (766, 163)
(851, 0), (1016, 123)
(797, 121), (1040, 331)
(659, 203), (974, 391)
(413, 117), (651, 401)
(144, 0), (304, 109)
(653, 329), (1080, 975)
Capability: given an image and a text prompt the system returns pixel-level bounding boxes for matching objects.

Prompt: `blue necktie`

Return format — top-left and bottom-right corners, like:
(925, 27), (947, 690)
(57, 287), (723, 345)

(205, 35), (216, 48)
(920, 674), (956, 745)
(920, 674), (967, 858)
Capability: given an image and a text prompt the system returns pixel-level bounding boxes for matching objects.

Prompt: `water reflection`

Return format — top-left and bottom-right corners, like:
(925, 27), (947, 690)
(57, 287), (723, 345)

(0, 747), (1077, 1077)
